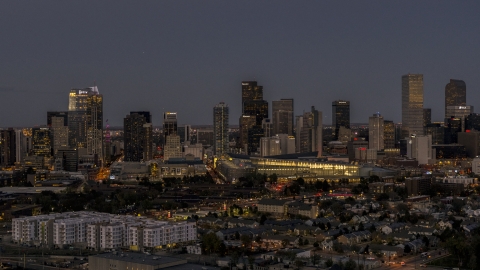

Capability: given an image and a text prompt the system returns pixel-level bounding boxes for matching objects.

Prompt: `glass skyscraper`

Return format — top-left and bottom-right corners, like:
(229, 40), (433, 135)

(401, 74), (424, 137)
(332, 100), (350, 140)
(213, 102), (229, 155)
(445, 79), (466, 118)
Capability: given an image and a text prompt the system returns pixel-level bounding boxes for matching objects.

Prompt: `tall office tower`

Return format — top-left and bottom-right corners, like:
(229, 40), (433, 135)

(466, 113), (480, 131)
(277, 134), (296, 155)
(262, 118), (273, 137)
(213, 102), (229, 155)
(332, 100), (350, 140)
(425, 123), (445, 145)
(0, 129), (16, 167)
(241, 81), (263, 113)
(299, 106), (323, 156)
(445, 79), (466, 118)
(124, 112), (152, 162)
(239, 81), (269, 155)
(272, 99), (294, 136)
(178, 125), (192, 144)
(32, 127), (51, 157)
(163, 112), (178, 144)
(86, 91), (103, 161)
(295, 115), (303, 152)
(368, 113), (384, 150)
(423, 108), (431, 127)
(445, 105), (474, 132)
(68, 86), (103, 152)
(383, 120), (395, 149)
(15, 129), (32, 163)
(402, 74), (424, 137)
(47, 112), (69, 156)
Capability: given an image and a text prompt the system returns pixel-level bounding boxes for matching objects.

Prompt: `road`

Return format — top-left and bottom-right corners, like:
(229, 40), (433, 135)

(377, 251), (450, 270)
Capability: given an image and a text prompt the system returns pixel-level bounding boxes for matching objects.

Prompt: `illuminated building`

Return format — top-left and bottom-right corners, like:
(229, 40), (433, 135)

(47, 111), (69, 156)
(298, 106), (322, 156)
(277, 134), (296, 155)
(262, 118), (273, 137)
(0, 128), (16, 167)
(295, 115), (303, 152)
(272, 99), (294, 136)
(239, 81), (268, 155)
(368, 113), (384, 150)
(15, 129), (32, 163)
(196, 128), (214, 146)
(86, 92), (103, 162)
(32, 127), (51, 157)
(445, 79), (466, 119)
(163, 112), (177, 145)
(444, 117), (462, 144)
(405, 177), (431, 197)
(124, 112), (152, 162)
(402, 74), (424, 137)
(260, 136), (281, 157)
(445, 105), (473, 132)
(332, 100), (350, 140)
(213, 102), (229, 155)
(241, 81), (263, 113)
(163, 134), (182, 161)
(383, 120), (395, 149)
(250, 156), (360, 179)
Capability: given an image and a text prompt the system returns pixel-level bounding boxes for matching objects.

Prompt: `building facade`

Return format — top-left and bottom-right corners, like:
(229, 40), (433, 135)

(368, 113), (384, 150)
(124, 112), (153, 162)
(213, 102), (229, 155)
(445, 79), (466, 119)
(332, 100), (350, 140)
(402, 74), (424, 137)
(272, 99), (294, 136)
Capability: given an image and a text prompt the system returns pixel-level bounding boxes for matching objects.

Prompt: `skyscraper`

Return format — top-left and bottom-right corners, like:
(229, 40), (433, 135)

(445, 79), (466, 118)
(402, 74), (424, 137)
(163, 112), (178, 144)
(32, 127), (51, 157)
(242, 81), (263, 113)
(68, 86), (103, 156)
(239, 81), (268, 155)
(368, 113), (384, 150)
(124, 112), (152, 162)
(47, 111), (69, 156)
(298, 106), (323, 156)
(332, 100), (350, 140)
(213, 102), (229, 155)
(423, 108), (431, 127)
(272, 99), (294, 136)
(0, 129), (16, 167)
(383, 120), (395, 149)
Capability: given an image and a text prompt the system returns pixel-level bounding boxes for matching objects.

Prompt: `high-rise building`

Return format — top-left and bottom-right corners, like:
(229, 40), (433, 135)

(163, 112), (178, 145)
(32, 127), (51, 157)
(163, 134), (182, 161)
(402, 74), (424, 137)
(47, 112), (69, 156)
(368, 113), (384, 150)
(239, 81), (268, 155)
(444, 117), (462, 144)
(332, 100), (350, 140)
(15, 129), (32, 163)
(0, 129), (16, 167)
(466, 113), (480, 131)
(272, 99), (294, 136)
(86, 91), (103, 161)
(124, 112), (152, 162)
(407, 135), (432, 165)
(445, 79), (466, 119)
(383, 120), (395, 149)
(295, 115), (303, 152)
(423, 108), (431, 127)
(68, 86), (103, 156)
(260, 136), (281, 157)
(425, 123), (444, 145)
(445, 105), (474, 132)
(262, 118), (273, 138)
(298, 106), (322, 156)
(241, 81), (263, 113)
(213, 102), (229, 155)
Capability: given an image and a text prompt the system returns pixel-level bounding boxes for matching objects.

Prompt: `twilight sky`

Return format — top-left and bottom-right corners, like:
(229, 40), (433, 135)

(1, 1), (480, 127)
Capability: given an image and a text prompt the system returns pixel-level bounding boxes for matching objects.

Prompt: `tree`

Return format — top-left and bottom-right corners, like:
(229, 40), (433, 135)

(241, 234), (252, 249)
(344, 259), (357, 270)
(303, 239), (309, 245)
(324, 258), (333, 267)
(260, 214), (267, 225)
(202, 232), (221, 255)
(404, 245), (411, 253)
(296, 177), (305, 186)
(281, 239), (290, 248)
(376, 193), (389, 201)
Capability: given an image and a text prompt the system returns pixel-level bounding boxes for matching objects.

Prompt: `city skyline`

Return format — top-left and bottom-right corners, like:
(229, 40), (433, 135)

(1, 1), (480, 127)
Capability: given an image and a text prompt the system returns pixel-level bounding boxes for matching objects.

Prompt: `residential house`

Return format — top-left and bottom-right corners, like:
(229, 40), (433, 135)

(257, 199), (288, 217)
(369, 244), (404, 257)
(408, 226), (436, 236)
(381, 223), (407, 235)
(227, 219), (259, 228)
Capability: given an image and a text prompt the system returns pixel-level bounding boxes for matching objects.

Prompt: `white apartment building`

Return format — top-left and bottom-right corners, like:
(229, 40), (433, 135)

(12, 211), (196, 250)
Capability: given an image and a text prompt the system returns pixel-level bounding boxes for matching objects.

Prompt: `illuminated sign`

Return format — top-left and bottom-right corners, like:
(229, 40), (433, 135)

(242, 83), (249, 86)
(78, 90), (89, 94)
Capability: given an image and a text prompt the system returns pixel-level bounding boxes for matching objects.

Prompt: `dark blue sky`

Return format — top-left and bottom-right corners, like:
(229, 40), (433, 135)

(1, 1), (479, 127)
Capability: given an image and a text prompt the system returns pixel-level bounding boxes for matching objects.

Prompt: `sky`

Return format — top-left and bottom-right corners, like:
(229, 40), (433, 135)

(1, 1), (480, 127)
